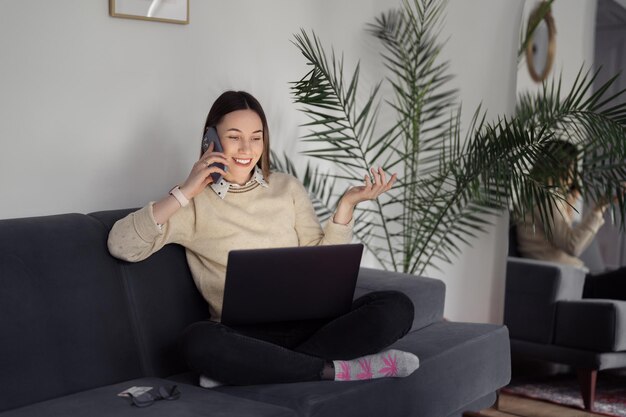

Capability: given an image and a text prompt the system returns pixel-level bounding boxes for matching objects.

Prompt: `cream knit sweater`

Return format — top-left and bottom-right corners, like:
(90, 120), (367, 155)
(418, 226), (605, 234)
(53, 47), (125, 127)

(108, 172), (353, 320)
(516, 198), (604, 269)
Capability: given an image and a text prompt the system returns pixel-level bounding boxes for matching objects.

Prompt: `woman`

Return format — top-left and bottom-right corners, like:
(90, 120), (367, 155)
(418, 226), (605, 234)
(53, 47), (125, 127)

(108, 91), (419, 386)
(516, 140), (626, 300)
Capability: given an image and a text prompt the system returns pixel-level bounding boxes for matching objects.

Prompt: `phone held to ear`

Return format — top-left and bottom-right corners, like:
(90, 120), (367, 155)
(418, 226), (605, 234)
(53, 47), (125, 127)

(201, 127), (227, 184)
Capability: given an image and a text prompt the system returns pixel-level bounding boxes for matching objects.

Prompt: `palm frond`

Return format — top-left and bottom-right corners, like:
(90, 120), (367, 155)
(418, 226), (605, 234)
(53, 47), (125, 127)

(511, 67), (626, 229)
(286, 0), (626, 276)
(291, 30), (382, 176)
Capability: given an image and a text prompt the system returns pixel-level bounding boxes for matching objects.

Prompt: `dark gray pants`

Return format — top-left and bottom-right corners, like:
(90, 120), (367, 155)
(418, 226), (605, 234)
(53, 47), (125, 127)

(584, 266), (626, 300)
(181, 290), (414, 385)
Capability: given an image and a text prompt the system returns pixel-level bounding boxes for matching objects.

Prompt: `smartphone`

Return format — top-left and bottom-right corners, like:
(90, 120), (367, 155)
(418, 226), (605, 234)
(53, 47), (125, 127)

(201, 127), (226, 184)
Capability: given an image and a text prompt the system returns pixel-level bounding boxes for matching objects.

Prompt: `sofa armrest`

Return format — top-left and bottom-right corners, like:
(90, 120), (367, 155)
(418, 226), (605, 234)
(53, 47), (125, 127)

(504, 257), (586, 344)
(355, 267), (445, 332)
(555, 299), (626, 352)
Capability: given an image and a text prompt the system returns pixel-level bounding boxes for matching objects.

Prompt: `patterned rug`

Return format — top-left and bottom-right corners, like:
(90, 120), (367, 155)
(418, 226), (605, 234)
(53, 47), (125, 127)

(502, 373), (626, 417)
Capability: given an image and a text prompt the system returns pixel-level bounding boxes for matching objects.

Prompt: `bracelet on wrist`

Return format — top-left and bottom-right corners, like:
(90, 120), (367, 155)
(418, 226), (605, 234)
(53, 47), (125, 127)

(169, 186), (189, 207)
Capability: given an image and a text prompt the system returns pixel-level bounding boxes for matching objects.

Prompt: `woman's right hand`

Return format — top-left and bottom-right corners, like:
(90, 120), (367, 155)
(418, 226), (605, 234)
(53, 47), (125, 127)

(593, 183), (626, 213)
(179, 142), (229, 199)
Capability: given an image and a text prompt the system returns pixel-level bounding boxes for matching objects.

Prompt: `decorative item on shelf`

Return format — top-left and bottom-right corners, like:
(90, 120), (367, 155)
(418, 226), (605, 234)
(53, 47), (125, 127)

(109, 0), (189, 25)
(525, 1), (556, 82)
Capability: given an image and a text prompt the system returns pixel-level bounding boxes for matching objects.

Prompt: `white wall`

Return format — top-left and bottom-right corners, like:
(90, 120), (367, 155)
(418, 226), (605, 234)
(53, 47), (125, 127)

(0, 0), (526, 323)
(425, 1), (524, 323)
(0, 0), (316, 219)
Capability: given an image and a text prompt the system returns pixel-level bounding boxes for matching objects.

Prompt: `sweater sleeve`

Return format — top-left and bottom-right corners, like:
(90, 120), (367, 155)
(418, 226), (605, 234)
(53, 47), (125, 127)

(546, 200), (604, 257)
(290, 177), (353, 246)
(107, 202), (194, 262)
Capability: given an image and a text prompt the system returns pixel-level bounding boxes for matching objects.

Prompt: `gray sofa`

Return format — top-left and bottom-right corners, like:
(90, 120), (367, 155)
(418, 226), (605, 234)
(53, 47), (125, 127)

(505, 226), (626, 411)
(0, 209), (511, 417)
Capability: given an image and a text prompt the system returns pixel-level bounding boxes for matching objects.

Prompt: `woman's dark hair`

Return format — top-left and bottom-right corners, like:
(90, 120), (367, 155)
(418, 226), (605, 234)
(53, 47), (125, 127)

(203, 91), (271, 181)
(532, 139), (580, 193)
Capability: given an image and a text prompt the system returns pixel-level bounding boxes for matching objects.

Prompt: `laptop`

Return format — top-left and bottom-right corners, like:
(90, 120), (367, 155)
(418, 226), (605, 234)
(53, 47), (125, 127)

(220, 244), (364, 325)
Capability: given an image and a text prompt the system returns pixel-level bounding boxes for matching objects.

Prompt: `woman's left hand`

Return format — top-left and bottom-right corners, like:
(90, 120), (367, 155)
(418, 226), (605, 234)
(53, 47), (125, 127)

(333, 167), (397, 225)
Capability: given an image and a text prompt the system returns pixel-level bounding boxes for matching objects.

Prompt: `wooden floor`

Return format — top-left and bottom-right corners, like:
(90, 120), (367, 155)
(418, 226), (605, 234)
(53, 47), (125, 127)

(465, 393), (605, 417)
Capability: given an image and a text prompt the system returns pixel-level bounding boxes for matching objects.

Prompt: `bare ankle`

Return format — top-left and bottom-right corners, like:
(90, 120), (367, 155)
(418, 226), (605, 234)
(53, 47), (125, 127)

(320, 361), (335, 380)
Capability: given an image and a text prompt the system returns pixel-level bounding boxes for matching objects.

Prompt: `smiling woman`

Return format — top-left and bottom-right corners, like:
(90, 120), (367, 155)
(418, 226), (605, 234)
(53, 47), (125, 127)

(218, 115), (264, 185)
(201, 92), (271, 186)
(109, 0), (189, 25)
(106, 90), (418, 387)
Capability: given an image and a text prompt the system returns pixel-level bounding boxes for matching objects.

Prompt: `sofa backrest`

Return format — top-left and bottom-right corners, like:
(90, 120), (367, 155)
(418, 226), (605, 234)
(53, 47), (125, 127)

(0, 209), (211, 412)
(89, 209), (208, 378)
(0, 214), (143, 412)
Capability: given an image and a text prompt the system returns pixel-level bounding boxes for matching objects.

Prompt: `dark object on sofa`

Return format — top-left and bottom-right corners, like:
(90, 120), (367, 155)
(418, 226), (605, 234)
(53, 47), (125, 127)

(505, 226), (626, 412)
(0, 209), (511, 417)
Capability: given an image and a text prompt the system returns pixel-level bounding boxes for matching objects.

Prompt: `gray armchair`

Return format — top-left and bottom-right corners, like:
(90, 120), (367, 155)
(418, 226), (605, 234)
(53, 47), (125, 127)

(504, 226), (626, 411)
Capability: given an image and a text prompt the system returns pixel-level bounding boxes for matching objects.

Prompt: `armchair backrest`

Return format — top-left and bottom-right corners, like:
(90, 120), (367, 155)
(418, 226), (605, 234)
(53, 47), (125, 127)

(504, 258), (586, 344)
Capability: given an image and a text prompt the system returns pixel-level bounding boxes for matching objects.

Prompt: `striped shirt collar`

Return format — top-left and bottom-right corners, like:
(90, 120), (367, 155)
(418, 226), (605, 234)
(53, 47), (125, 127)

(210, 165), (268, 199)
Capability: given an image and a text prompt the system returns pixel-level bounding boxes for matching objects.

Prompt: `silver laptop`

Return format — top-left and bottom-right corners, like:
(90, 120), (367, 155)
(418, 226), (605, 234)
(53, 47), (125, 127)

(220, 244), (364, 325)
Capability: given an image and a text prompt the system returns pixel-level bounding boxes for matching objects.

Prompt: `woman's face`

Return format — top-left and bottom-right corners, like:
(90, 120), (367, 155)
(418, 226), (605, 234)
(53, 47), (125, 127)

(551, 162), (577, 190)
(216, 109), (264, 185)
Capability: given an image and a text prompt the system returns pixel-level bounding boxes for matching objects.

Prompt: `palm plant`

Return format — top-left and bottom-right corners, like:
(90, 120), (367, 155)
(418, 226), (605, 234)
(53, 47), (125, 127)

(510, 69), (626, 225)
(274, 0), (626, 275)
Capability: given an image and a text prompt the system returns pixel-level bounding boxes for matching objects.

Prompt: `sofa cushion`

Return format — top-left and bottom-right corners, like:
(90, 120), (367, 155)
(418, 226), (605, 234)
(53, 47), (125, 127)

(212, 321), (510, 417)
(0, 214), (142, 412)
(89, 209), (210, 378)
(510, 339), (626, 370)
(446, 393), (497, 417)
(354, 268), (445, 332)
(554, 299), (626, 352)
(0, 378), (296, 417)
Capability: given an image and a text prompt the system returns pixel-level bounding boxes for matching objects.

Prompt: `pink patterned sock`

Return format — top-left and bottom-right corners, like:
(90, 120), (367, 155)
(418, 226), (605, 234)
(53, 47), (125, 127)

(333, 349), (419, 381)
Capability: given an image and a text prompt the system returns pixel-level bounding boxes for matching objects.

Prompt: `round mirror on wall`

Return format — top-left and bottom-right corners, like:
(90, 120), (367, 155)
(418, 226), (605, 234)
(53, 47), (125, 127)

(526, 2), (556, 82)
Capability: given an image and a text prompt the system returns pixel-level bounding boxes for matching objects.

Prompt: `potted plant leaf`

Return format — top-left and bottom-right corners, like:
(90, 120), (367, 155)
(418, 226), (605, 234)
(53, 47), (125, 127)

(272, 0), (626, 274)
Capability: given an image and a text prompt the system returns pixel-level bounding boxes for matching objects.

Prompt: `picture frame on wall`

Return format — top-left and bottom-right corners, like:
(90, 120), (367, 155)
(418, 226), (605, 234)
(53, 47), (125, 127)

(109, 0), (189, 25)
